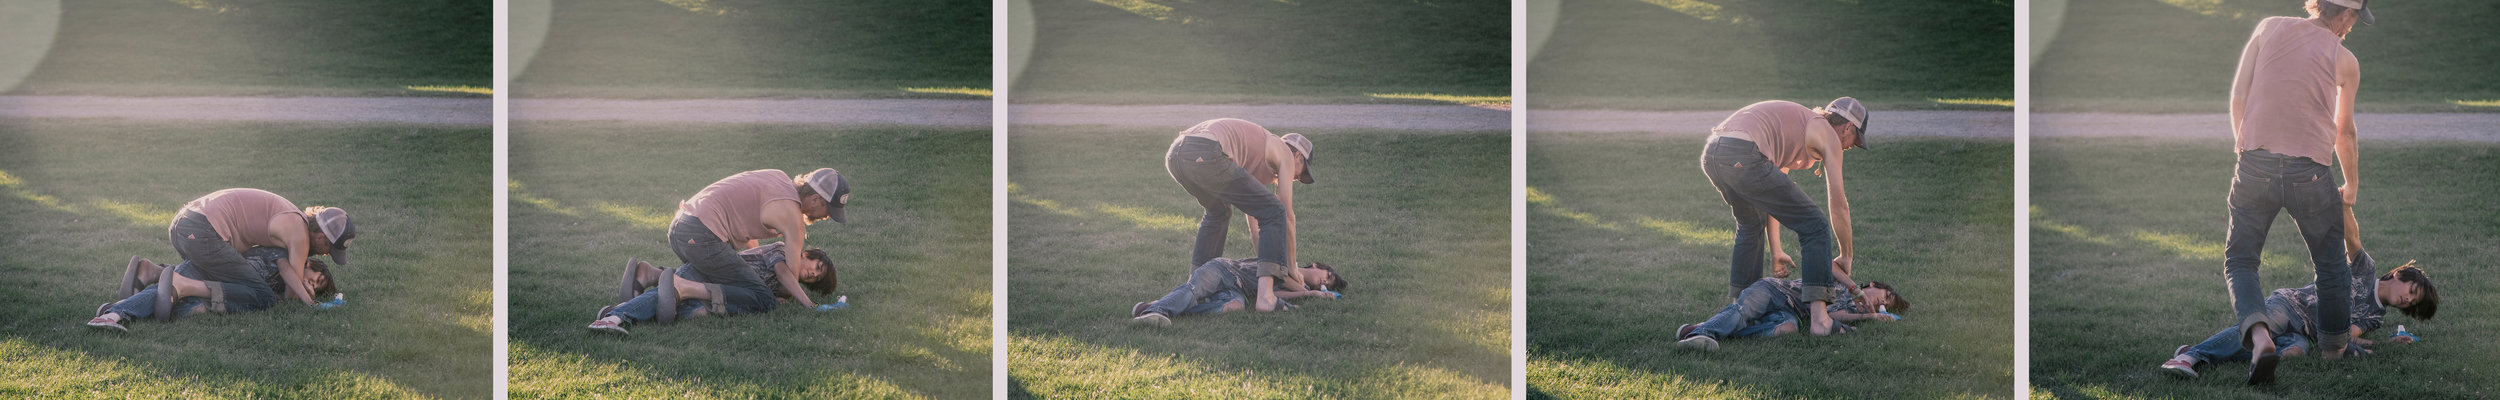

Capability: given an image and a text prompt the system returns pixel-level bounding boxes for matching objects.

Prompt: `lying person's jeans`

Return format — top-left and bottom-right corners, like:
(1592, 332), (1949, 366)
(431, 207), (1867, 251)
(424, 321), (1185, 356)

(2184, 295), (2315, 364)
(1687, 279), (1803, 340)
(2223, 149), (2348, 350)
(105, 247), (285, 320)
(1698, 137), (1835, 303)
(603, 267), (780, 324)
(1166, 136), (1289, 275)
(1143, 257), (1261, 317)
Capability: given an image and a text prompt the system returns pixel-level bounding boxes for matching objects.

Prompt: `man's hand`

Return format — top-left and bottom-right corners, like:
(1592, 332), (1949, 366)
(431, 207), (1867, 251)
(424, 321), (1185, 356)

(1771, 252), (1795, 278)
(1832, 256), (1854, 277)
(2339, 184), (2357, 207)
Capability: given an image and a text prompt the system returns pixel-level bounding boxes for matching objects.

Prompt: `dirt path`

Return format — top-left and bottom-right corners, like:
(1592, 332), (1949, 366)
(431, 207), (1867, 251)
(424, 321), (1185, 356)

(0, 96), (489, 125)
(2032, 113), (2500, 142)
(1011, 103), (1509, 132)
(1530, 109), (2013, 138)
(511, 98), (989, 127)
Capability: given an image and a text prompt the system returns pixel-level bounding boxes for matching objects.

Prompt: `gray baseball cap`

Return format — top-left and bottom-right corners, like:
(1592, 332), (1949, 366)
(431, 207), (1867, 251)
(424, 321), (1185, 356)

(2322, 0), (2374, 25)
(1826, 97), (1870, 149)
(310, 207), (355, 265)
(1280, 133), (1316, 184)
(801, 168), (850, 224)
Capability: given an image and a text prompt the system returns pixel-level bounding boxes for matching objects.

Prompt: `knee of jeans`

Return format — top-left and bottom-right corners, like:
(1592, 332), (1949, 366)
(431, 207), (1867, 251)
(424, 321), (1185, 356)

(1782, 217), (1831, 237)
(1241, 205), (1286, 222)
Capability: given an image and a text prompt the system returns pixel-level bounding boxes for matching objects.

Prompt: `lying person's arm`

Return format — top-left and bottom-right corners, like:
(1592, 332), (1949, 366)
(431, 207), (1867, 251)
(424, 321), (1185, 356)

(1829, 310), (1897, 322)
(1272, 288), (1335, 300)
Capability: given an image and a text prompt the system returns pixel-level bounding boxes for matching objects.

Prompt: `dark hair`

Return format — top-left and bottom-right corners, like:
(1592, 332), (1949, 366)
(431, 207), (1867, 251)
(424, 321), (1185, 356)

(1861, 281), (1907, 313)
(2380, 261), (2437, 320)
(305, 258), (340, 299)
(800, 248), (836, 296)
(1309, 262), (1345, 292)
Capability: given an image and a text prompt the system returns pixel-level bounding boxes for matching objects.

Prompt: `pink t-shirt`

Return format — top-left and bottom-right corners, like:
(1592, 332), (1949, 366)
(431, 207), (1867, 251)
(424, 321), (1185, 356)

(1712, 100), (1826, 171)
(183, 188), (302, 251)
(1183, 118), (1287, 184)
(679, 169), (802, 243)
(2237, 16), (2349, 162)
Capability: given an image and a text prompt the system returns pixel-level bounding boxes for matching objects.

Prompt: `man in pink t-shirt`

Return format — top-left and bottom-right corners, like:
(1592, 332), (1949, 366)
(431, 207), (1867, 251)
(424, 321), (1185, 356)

(2217, 0), (2372, 385)
(1685, 97), (1869, 343)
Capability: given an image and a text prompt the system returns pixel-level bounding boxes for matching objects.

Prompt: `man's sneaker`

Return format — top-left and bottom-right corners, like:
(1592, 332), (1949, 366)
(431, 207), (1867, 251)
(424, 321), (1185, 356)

(1675, 335), (1718, 351)
(1132, 302), (1151, 317)
(586, 317), (630, 335)
(1131, 312), (1171, 328)
(2159, 356), (2199, 379)
(85, 315), (127, 332)
(1676, 324), (1696, 339)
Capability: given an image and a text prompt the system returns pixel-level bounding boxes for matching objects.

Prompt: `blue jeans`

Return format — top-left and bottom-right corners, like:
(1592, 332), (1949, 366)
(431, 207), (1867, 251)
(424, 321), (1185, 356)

(1167, 136), (1288, 272)
(2186, 296), (2313, 364)
(1144, 258), (1247, 317)
(665, 215), (777, 314)
(2223, 150), (2348, 347)
(1699, 137), (1835, 303)
(1688, 279), (1796, 340)
(105, 258), (277, 320)
(601, 267), (779, 324)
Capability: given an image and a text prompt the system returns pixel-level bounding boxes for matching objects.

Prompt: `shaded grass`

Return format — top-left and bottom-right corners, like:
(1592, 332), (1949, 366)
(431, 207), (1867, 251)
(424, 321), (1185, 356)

(11, 0), (489, 97)
(1013, 0), (1508, 104)
(2028, 138), (2500, 398)
(1526, 133), (2015, 399)
(2034, 0), (2500, 113)
(514, 1), (988, 99)
(1006, 126), (1509, 398)
(0, 121), (490, 398)
(1528, 0), (2013, 111)
(505, 124), (990, 399)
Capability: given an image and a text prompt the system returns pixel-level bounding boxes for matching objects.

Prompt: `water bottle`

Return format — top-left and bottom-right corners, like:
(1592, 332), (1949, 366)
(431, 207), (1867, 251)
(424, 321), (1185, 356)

(818, 295), (850, 311)
(1879, 305), (1900, 321)
(2395, 325), (2418, 342)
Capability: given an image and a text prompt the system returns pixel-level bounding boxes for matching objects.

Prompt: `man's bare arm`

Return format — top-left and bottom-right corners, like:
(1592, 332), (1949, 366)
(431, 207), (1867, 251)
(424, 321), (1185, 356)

(760, 200), (817, 307)
(270, 215), (317, 304)
(2333, 48), (2362, 209)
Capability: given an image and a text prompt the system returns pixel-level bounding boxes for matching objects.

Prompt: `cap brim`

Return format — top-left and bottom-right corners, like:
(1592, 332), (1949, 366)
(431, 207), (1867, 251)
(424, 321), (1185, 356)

(329, 247), (350, 265)
(1295, 164), (1315, 184)
(2358, 7), (2373, 25)
(826, 204), (848, 224)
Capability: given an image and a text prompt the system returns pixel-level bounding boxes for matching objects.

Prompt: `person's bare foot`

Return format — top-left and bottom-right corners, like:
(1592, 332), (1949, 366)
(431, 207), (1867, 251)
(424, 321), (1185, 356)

(2247, 324), (2280, 385)
(1808, 305), (1834, 336)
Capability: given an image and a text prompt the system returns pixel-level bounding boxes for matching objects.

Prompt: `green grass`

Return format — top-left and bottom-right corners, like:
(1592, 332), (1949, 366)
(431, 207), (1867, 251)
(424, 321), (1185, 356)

(1006, 127), (1509, 398)
(513, 1), (989, 99)
(10, 0), (488, 97)
(1526, 134), (2015, 399)
(505, 124), (990, 399)
(2029, 138), (2500, 399)
(1527, 0), (2013, 111)
(2034, 0), (2500, 113)
(0, 121), (490, 398)
(1012, 0), (1508, 105)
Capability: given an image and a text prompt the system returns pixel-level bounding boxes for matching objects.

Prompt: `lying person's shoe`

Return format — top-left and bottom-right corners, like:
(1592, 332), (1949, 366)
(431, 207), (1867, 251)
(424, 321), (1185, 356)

(586, 316), (629, 335)
(1131, 312), (1170, 328)
(596, 305), (616, 319)
(2159, 355), (2199, 379)
(1676, 324), (1696, 339)
(1131, 302), (1150, 317)
(1675, 335), (1719, 351)
(86, 313), (128, 332)
(97, 301), (116, 318)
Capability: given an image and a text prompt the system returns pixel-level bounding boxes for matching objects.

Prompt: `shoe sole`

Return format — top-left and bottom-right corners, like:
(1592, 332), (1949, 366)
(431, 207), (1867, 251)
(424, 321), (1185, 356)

(86, 320), (127, 332)
(2247, 352), (2280, 385)
(1131, 314), (1170, 327)
(1676, 336), (1719, 351)
(119, 256), (143, 299)
(618, 258), (642, 304)
(153, 267), (175, 323)
(586, 324), (629, 335)
(2159, 364), (2198, 379)
(655, 268), (679, 324)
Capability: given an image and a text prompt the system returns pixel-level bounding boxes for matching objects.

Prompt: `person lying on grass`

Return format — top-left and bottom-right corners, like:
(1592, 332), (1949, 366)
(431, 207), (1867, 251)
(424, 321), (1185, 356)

(1700, 98), (1870, 336)
(2157, 251), (2436, 384)
(1126, 257), (1345, 327)
(86, 247), (342, 332)
(1672, 271), (1905, 351)
(586, 241), (837, 334)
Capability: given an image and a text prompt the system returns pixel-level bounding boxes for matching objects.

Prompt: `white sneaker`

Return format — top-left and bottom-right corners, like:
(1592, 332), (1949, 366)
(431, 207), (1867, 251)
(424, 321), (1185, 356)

(586, 316), (630, 335)
(1676, 335), (1719, 351)
(1130, 313), (1171, 328)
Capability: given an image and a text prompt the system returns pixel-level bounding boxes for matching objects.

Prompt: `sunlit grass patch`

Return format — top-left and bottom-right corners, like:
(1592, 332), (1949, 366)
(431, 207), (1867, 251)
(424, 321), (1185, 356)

(1932, 98), (2015, 108)
(404, 85), (492, 95)
(1368, 93), (1512, 109)
(1528, 356), (1773, 399)
(1090, 0), (1187, 22)
(1637, 0), (1746, 23)
(902, 86), (993, 98)
(590, 201), (672, 231)
(2449, 99), (2500, 107)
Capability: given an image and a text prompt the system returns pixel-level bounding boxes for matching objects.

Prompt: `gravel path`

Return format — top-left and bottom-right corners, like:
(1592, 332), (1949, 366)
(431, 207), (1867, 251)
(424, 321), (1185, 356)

(0, 96), (489, 125)
(2032, 113), (2500, 142)
(1011, 103), (1509, 132)
(1529, 109), (2013, 138)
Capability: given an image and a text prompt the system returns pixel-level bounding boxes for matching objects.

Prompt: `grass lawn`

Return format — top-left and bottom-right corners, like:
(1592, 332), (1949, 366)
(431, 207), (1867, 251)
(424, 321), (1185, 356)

(513, 1), (989, 99)
(1527, 0), (2013, 111)
(2029, 138), (2500, 398)
(1526, 134), (2015, 399)
(1012, 0), (1508, 105)
(2034, 0), (2500, 113)
(11, 0), (489, 97)
(504, 124), (990, 399)
(1006, 127), (1509, 398)
(0, 121), (491, 398)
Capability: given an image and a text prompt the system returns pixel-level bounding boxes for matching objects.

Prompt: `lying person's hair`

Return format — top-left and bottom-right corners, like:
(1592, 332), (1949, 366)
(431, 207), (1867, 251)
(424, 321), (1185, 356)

(2381, 261), (2437, 320)
(1310, 262), (1346, 292)
(801, 248), (836, 296)
(1862, 280), (1907, 313)
(306, 258), (340, 299)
